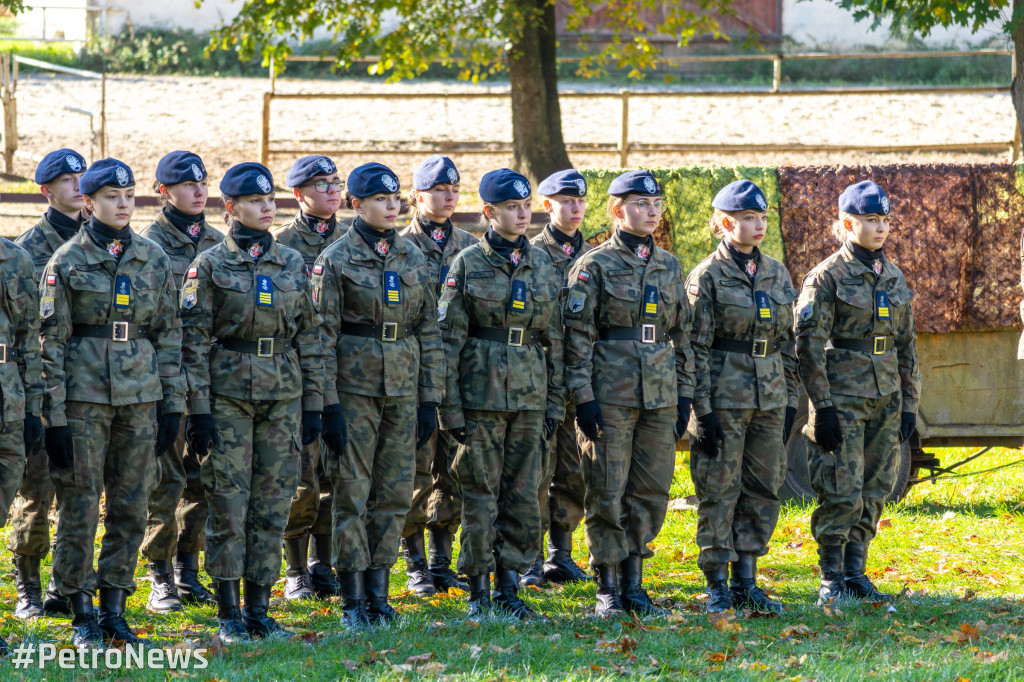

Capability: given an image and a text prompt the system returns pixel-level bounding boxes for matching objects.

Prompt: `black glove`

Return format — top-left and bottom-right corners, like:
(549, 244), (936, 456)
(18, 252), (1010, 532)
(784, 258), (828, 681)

(23, 414), (42, 452)
(674, 397), (692, 440)
(543, 417), (559, 441)
(813, 405), (844, 452)
(186, 413), (217, 457)
(45, 425), (74, 469)
(302, 410), (322, 446)
(783, 406), (797, 445)
(156, 403), (181, 456)
(322, 404), (347, 456)
(416, 403), (439, 450)
(446, 426), (468, 445)
(899, 412), (916, 443)
(692, 411), (725, 458)
(575, 400), (604, 442)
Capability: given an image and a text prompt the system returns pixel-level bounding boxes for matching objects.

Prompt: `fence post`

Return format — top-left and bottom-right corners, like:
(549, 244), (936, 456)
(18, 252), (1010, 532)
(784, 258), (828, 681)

(619, 89), (629, 167)
(269, 56), (276, 94)
(259, 91), (271, 165)
(99, 72), (107, 157)
(772, 55), (782, 92)
(0, 54), (15, 173)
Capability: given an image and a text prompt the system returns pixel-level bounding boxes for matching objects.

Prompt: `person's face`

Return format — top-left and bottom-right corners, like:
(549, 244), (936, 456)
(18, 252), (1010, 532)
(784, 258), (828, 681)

(487, 198), (531, 241)
(417, 183), (460, 222)
(353, 192), (400, 231)
(84, 185), (135, 228)
(722, 209), (768, 252)
(844, 212), (891, 250)
(294, 173), (343, 219)
(544, 194), (586, 234)
(41, 172), (85, 215)
(162, 180), (209, 216)
(616, 194), (663, 237)
(227, 194), (276, 231)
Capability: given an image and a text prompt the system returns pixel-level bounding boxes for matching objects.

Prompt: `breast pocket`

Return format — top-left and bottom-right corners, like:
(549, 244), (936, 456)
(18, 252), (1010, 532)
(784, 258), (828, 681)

(767, 286), (798, 337)
(68, 269), (111, 319)
(529, 283), (559, 328)
(834, 283), (873, 334)
(400, 266), (431, 321)
(211, 268), (252, 320)
(658, 282), (686, 328)
(340, 267), (381, 322)
(599, 277), (640, 327)
(464, 279), (507, 327)
(715, 284), (753, 337)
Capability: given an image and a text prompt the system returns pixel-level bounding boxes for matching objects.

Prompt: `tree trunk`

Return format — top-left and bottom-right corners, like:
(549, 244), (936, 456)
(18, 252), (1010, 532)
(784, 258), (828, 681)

(507, 0), (572, 185)
(1013, 0), (1024, 160)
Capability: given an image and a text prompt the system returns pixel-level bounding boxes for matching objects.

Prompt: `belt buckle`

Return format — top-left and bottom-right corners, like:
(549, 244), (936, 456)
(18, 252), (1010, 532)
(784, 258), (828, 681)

(641, 324), (656, 344)
(507, 327), (525, 347)
(752, 338), (768, 358)
(0, 343), (7, 364)
(381, 322), (398, 342)
(112, 321), (129, 342)
(873, 336), (886, 355)
(257, 337), (274, 358)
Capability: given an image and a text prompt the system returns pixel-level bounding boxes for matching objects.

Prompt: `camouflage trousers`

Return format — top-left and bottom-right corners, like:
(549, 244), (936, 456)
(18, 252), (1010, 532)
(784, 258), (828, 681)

(689, 407), (787, 570)
(284, 438), (334, 539)
(453, 409), (544, 576)
(538, 402), (587, 537)
(806, 391), (900, 545)
(141, 422), (208, 560)
(579, 404), (675, 567)
(202, 395), (301, 585)
(403, 427), (462, 537)
(7, 437), (60, 558)
(330, 393), (415, 573)
(51, 401), (156, 596)
(0, 419), (27, 527)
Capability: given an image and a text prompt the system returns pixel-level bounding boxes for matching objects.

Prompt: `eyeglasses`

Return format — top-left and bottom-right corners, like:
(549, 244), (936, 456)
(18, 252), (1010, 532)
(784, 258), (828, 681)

(304, 180), (344, 193)
(625, 199), (665, 212)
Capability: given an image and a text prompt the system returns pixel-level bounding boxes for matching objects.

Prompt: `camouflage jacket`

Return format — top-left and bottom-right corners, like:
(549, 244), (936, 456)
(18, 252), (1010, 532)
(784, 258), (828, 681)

(400, 216), (479, 295)
(180, 234), (324, 414)
(529, 224), (593, 286)
(40, 230), (186, 427)
(438, 237), (566, 427)
(272, 214), (344, 273)
(0, 238), (42, 422)
(795, 242), (920, 413)
(562, 230), (695, 409)
(138, 212), (224, 296)
(685, 241), (799, 415)
(16, 215), (72, 282)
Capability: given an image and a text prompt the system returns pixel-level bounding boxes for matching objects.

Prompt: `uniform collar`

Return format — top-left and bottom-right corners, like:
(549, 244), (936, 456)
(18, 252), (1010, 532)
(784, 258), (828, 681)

(838, 241), (889, 279)
(280, 213), (342, 247)
(714, 239), (769, 285)
(36, 215), (71, 253)
(538, 223), (577, 263)
(0, 236), (15, 262)
(609, 229), (661, 270)
(344, 222), (411, 263)
(75, 226), (149, 265)
(223, 231), (286, 266)
(154, 212), (219, 249)
(479, 230), (534, 270)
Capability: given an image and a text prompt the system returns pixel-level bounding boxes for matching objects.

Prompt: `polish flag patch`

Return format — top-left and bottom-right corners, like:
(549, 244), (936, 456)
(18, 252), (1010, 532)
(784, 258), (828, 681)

(577, 271), (590, 282)
(313, 264), (324, 275)
(187, 266), (198, 279)
(46, 274), (56, 286)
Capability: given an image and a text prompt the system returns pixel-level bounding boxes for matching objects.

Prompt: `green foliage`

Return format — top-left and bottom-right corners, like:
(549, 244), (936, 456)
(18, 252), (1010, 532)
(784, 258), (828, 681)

(0, 40), (77, 66)
(823, 0), (1015, 36)
(79, 26), (265, 76)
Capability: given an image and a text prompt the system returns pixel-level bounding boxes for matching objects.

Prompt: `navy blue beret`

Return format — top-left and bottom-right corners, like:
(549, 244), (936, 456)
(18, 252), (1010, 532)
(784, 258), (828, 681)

(35, 148), (87, 185)
(711, 180), (768, 212)
(79, 158), (134, 195)
(413, 155), (460, 191)
(155, 150), (207, 186)
(347, 162), (400, 198)
(219, 162), (274, 197)
(285, 155), (338, 188)
(839, 180), (890, 216)
(608, 169), (660, 197)
(538, 169), (587, 197)
(479, 168), (531, 203)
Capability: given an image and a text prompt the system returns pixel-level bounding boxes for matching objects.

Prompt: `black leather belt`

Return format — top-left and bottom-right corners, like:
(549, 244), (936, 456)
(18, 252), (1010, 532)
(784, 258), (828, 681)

(0, 344), (19, 363)
(711, 337), (780, 358)
(219, 337), (294, 357)
(832, 336), (895, 355)
(72, 323), (149, 342)
(469, 325), (542, 347)
(598, 325), (668, 344)
(341, 322), (413, 342)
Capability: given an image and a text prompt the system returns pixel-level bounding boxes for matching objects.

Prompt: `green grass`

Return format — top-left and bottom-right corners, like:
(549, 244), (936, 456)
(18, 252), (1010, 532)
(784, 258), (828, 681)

(3, 445), (1024, 679)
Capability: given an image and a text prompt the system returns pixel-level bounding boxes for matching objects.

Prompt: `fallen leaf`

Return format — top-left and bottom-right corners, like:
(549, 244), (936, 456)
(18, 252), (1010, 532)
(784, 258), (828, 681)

(406, 652), (434, 665)
(779, 624), (814, 640)
(976, 650), (1009, 664)
(877, 518), (892, 529)
(708, 611), (743, 633)
(944, 623), (980, 645)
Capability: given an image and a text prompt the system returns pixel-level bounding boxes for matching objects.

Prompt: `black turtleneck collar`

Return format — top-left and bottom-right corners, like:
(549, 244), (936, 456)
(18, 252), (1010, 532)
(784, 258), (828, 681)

(417, 215), (451, 250)
(617, 229), (654, 262)
(546, 223), (583, 257)
(725, 239), (760, 281)
(46, 207), (83, 241)
(230, 222), (273, 262)
(163, 204), (206, 244)
(485, 229), (527, 265)
(848, 240), (883, 267)
(85, 216), (132, 260)
(352, 216), (396, 258)
(298, 211), (337, 240)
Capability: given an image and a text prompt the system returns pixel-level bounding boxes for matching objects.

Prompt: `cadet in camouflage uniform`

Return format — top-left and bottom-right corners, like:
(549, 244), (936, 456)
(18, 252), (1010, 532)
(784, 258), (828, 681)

(438, 169), (566, 621)
(180, 162), (323, 643)
(9, 149), (87, 621)
(684, 180), (799, 614)
(40, 159), (185, 649)
(399, 155), (474, 596)
(275, 155), (345, 602)
(562, 169), (694, 619)
(138, 151), (222, 613)
(795, 180), (920, 606)
(521, 168), (593, 588)
(313, 162), (443, 628)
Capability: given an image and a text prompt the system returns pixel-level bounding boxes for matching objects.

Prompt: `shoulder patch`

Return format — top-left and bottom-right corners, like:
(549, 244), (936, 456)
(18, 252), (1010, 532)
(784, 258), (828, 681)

(46, 273), (56, 286)
(446, 276), (457, 288)
(313, 263), (324, 275)
(577, 270), (590, 282)
(187, 266), (198, 279)
(800, 302), (814, 321)
(40, 296), (54, 319)
(567, 290), (586, 314)
(688, 283), (699, 296)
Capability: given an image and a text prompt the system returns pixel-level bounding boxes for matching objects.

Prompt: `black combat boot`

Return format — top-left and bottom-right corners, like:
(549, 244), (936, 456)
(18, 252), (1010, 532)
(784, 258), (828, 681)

(242, 581), (292, 638)
(817, 544), (847, 606)
(43, 575), (72, 616)
(427, 528), (469, 592)
(146, 559), (184, 613)
(308, 533), (339, 598)
(843, 541), (892, 601)
(543, 528), (591, 583)
(283, 536), (315, 601)
(97, 588), (150, 644)
(620, 555), (670, 617)
(14, 554), (44, 619)
(730, 553), (784, 613)
(215, 580), (248, 644)
(703, 564), (732, 613)
(173, 552), (216, 606)
(338, 571), (371, 630)
(519, 554), (544, 588)
(68, 592), (104, 650)
(467, 574), (491, 621)
(493, 567), (537, 620)
(402, 532), (437, 595)
(364, 567), (400, 624)
(594, 565), (625, 618)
